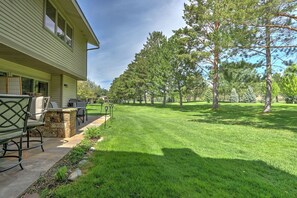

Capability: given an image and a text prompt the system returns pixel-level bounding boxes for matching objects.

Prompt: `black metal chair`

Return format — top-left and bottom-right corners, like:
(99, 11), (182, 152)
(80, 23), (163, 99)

(76, 101), (88, 125)
(25, 96), (50, 152)
(0, 94), (31, 172)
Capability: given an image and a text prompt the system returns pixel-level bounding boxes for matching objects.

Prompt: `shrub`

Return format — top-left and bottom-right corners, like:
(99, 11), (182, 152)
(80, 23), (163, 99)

(55, 166), (68, 182)
(40, 188), (52, 198)
(285, 96), (297, 104)
(230, 88), (239, 103)
(69, 139), (92, 164)
(84, 127), (102, 139)
(243, 86), (256, 103)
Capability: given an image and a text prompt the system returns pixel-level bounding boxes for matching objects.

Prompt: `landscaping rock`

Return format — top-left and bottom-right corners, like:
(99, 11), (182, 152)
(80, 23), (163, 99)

(78, 160), (88, 167)
(90, 147), (96, 151)
(23, 193), (40, 198)
(68, 168), (82, 181)
(97, 137), (104, 142)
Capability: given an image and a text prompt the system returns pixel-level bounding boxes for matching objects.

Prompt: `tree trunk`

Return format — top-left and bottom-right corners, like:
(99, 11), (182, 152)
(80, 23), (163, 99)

(163, 92), (166, 106)
(264, 24), (272, 113)
(212, 21), (220, 110)
(151, 93), (154, 104)
(139, 95), (142, 104)
(133, 98), (136, 104)
(144, 93), (147, 104)
(178, 81), (183, 110)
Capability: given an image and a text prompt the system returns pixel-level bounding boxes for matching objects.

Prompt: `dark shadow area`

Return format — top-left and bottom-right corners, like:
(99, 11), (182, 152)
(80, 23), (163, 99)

(54, 148), (297, 197)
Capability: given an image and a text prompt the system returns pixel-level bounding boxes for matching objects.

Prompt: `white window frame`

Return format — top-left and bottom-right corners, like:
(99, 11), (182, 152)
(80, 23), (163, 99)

(44, 0), (74, 48)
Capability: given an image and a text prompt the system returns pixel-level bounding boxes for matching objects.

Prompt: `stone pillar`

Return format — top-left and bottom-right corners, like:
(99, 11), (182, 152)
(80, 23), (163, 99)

(36, 108), (77, 138)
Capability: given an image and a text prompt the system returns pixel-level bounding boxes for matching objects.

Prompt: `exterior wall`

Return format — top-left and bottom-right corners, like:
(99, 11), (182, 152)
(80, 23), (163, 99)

(0, 58), (51, 82)
(0, 59), (77, 108)
(62, 75), (77, 107)
(50, 74), (62, 107)
(0, 0), (87, 80)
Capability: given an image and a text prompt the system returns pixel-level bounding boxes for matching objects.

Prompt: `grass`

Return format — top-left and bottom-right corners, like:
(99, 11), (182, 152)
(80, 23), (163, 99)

(52, 102), (297, 197)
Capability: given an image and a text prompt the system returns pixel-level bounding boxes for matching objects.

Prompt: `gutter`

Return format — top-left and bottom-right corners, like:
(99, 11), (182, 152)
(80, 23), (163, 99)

(87, 46), (100, 51)
(73, 0), (100, 47)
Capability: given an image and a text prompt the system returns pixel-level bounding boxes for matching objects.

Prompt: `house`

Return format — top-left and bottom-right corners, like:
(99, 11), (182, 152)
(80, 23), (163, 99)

(0, 0), (99, 107)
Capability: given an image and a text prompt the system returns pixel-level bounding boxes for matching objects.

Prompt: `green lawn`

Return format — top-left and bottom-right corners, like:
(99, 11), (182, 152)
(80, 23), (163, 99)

(53, 102), (297, 197)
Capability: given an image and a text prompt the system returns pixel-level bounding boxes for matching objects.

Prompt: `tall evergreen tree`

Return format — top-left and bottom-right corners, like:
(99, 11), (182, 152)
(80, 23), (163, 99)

(239, 0), (297, 111)
(168, 29), (199, 109)
(183, 0), (257, 110)
(143, 31), (171, 106)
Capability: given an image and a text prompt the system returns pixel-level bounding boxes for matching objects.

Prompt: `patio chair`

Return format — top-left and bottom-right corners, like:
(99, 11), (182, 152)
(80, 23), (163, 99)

(49, 101), (59, 108)
(4, 97), (50, 152)
(68, 98), (79, 107)
(76, 101), (88, 125)
(0, 94), (31, 172)
(25, 96), (50, 151)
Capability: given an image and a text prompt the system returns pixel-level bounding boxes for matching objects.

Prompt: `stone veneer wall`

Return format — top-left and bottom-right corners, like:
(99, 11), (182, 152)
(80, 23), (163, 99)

(36, 108), (77, 138)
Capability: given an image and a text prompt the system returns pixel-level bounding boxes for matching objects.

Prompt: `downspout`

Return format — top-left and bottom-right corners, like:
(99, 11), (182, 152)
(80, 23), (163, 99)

(85, 45), (100, 79)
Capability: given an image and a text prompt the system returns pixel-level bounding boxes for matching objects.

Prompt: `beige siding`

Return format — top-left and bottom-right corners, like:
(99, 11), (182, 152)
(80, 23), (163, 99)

(62, 75), (77, 107)
(0, 77), (5, 93)
(50, 74), (62, 107)
(0, 0), (87, 80)
(0, 58), (51, 81)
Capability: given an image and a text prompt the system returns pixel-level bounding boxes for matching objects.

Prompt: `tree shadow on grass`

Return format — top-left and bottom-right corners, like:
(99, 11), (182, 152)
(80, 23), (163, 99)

(121, 102), (213, 112)
(189, 104), (297, 133)
(121, 102), (297, 132)
(53, 148), (297, 197)
(87, 105), (106, 116)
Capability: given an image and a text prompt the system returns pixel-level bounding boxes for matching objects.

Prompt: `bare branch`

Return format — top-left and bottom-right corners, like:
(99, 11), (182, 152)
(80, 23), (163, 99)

(266, 24), (297, 32)
(239, 45), (297, 49)
(276, 12), (297, 20)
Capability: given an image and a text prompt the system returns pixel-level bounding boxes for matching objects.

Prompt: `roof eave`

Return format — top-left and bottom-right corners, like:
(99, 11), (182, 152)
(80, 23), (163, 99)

(71, 0), (100, 47)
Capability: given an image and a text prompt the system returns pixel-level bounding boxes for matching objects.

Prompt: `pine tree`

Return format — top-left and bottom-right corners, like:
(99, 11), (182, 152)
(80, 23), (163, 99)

(230, 88), (239, 103)
(204, 89), (212, 103)
(243, 86), (256, 103)
(183, 0), (258, 110)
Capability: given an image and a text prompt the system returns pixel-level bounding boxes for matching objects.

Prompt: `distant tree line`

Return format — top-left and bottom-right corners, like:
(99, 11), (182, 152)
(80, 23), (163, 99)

(77, 79), (108, 102)
(109, 0), (297, 112)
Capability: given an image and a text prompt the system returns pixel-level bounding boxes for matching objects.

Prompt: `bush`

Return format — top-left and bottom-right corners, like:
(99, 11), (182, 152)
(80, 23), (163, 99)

(243, 86), (256, 103)
(230, 88), (239, 103)
(55, 166), (68, 182)
(285, 96), (297, 104)
(84, 127), (102, 139)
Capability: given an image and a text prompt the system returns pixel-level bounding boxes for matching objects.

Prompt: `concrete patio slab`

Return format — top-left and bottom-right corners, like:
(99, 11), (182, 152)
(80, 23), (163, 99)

(0, 115), (108, 198)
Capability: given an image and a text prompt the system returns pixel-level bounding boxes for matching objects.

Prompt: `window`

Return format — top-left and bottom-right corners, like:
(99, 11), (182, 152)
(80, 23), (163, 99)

(44, 0), (73, 48)
(0, 71), (7, 77)
(57, 14), (65, 40)
(22, 77), (34, 95)
(22, 77), (48, 96)
(66, 24), (73, 47)
(45, 0), (56, 33)
(36, 81), (48, 96)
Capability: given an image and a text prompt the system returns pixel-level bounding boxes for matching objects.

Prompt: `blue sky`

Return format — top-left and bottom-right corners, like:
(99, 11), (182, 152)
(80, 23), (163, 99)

(77, 0), (186, 89)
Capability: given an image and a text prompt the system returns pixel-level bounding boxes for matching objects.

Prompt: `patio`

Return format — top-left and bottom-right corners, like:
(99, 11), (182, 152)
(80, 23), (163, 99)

(0, 115), (107, 198)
